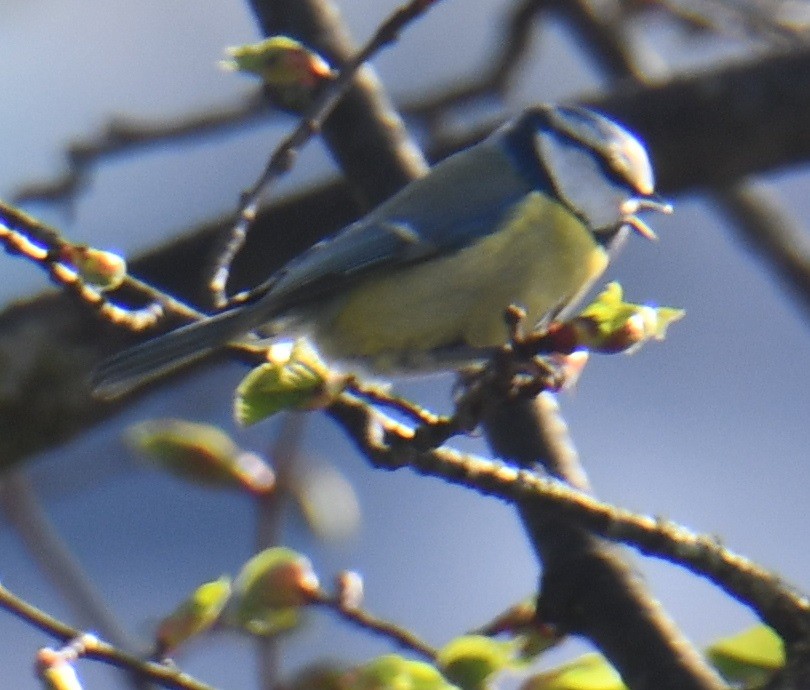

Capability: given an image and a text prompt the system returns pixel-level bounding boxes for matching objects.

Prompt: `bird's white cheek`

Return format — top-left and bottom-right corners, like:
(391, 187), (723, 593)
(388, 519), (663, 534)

(537, 130), (628, 230)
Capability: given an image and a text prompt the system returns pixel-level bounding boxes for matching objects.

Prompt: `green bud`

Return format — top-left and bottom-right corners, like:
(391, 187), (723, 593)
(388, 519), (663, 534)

(155, 576), (232, 655)
(127, 419), (275, 494)
(229, 547), (320, 636)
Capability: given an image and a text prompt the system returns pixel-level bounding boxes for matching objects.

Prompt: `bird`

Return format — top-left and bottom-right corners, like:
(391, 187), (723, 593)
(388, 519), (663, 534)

(92, 104), (671, 400)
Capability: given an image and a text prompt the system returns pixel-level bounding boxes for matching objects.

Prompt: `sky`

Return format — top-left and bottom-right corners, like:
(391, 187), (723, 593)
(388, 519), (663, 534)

(1, 1), (809, 689)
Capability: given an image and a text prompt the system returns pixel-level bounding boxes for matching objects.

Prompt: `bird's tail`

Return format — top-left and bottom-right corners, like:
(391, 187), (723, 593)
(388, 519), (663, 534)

(92, 304), (264, 400)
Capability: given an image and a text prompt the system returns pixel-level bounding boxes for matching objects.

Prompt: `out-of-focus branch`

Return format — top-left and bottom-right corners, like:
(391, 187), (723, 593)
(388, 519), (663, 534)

(247, 0), (429, 207)
(405, 0), (548, 122)
(652, 0), (810, 45)
(0, 473), (136, 650)
(14, 89), (272, 206)
(714, 180), (810, 317)
(0, 472), (155, 690)
(0, 583), (217, 690)
(254, 414), (306, 690)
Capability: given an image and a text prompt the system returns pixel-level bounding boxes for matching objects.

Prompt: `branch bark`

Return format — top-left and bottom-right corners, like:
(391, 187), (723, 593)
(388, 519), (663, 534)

(482, 394), (726, 690)
(247, 0), (429, 206)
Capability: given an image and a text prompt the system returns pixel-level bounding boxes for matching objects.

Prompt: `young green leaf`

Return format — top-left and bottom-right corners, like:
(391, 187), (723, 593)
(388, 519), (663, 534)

(127, 419), (275, 494)
(234, 339), (345, 426)
(574, 282), (684, 353)
(706, 625), (784, 685)
(228, 547), (320, 636)
(521, 653), (626, 690)
(345, 655), (457, 690)
(539, 282), (684, 356)
(437, 635), (515, 690)
(221, 36), (335, 112)
(154, 576), (232, 655)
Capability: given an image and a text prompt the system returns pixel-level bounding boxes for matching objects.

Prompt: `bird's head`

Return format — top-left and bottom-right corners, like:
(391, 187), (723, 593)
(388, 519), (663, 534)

(510, 105), (672, 240)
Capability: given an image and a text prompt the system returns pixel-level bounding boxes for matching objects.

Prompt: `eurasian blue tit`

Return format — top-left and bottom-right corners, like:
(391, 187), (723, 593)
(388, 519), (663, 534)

(93, 104), (671, 399)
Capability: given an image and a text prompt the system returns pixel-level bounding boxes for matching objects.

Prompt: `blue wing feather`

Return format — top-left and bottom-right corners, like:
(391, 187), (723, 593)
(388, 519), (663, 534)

(92, 124), (547, 398)
(265, 135), (538, 307)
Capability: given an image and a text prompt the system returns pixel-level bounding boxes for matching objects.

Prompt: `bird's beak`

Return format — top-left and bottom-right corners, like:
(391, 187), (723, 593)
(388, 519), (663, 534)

(620, 194), (673, 241)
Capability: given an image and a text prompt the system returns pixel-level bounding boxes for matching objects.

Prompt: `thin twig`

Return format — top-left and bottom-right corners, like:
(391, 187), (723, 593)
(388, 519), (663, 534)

(309, 589), (438, 661)
(254, 414), (307, 690)
(405, 0), (548, 123)
(0, 583), (217, 690)
(13, 89), (271, 206)
(209, 0), (444, 307)
(346, 379), (446, 426)
(469, 599), (542, 636)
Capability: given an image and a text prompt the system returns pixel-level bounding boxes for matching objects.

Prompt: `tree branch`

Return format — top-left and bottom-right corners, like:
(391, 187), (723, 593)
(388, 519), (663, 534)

(13, 89), (272, 206)
(0, 583), (217, 690)
(326, 392), (810, 648)
(247, 0), (429, 207)
(479, 394), (725, 690)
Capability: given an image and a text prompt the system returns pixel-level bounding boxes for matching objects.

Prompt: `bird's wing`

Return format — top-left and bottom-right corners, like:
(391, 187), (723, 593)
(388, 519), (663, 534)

(92, 138), (544, 398)
(265, 141), (535, 311)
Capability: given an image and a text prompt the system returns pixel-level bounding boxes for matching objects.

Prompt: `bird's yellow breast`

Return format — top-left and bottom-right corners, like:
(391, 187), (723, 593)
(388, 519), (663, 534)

(313, 191), (608, 368)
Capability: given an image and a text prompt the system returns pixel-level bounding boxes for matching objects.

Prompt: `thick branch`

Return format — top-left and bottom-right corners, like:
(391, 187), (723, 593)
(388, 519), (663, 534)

(596, 46), (810, 195)
(247, 0), (428, 207)
(481, 395), (725, 690)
